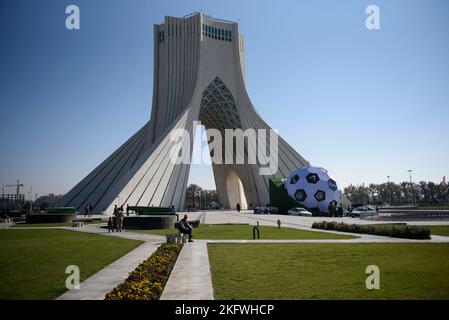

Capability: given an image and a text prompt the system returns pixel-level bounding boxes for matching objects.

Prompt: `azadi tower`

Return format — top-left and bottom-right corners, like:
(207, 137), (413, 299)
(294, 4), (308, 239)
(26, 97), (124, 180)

(58, 13), (309, 214)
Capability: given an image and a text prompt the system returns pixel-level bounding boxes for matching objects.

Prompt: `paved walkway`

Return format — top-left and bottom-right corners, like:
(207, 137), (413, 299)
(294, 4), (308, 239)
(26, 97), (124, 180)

(63, 224), (166, 242)
(182, 211), (449, 243)
(0, 222), (14, 229)
(161, 241), (214, 300)
(55, 225), (165, 300)
(58, 241), (160, 300)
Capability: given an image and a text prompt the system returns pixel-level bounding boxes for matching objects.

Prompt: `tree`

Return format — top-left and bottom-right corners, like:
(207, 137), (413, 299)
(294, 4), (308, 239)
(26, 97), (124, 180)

(185, 184), (202, 209)
(344, 180), (448, 206)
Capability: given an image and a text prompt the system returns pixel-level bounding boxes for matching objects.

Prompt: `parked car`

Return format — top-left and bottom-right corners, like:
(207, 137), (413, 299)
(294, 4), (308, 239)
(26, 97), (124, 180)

(347, 206), (377, 218)
(288, 207), (312, 216)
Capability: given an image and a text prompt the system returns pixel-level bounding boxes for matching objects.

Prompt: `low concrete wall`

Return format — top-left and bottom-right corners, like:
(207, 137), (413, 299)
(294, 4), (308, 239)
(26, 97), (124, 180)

(115, 215), (176, 230)
(26, 213), (77, 224)
(368, 209), (449, 221)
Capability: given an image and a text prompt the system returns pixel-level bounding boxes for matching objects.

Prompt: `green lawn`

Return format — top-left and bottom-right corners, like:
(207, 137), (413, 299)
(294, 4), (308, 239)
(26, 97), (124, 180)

(0, 229), (142, 299)
(132, 224), (356, 240)
(423, 225), (449, 237)
(208, 243), (449, 299)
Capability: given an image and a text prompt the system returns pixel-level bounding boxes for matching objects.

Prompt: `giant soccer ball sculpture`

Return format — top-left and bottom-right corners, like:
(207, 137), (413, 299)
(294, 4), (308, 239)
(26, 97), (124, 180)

(284, 166), (341, 213)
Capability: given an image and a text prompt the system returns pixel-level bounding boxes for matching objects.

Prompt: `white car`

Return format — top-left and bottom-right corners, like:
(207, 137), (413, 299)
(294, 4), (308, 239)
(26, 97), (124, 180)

(348, 206), (378, 218)
(288, 207), (313, 216)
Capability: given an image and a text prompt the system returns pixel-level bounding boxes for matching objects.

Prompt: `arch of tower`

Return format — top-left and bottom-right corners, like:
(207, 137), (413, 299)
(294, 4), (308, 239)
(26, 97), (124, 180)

(57, 13), (309, 214)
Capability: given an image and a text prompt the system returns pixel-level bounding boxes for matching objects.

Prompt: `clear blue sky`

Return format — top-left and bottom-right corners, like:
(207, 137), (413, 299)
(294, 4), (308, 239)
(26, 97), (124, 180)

(1, 0), (448, 198)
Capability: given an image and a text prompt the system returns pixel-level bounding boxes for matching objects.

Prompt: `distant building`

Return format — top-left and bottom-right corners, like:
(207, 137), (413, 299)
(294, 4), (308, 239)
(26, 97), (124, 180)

(0, 194), (25, 209)
(34, 194), (63, 208)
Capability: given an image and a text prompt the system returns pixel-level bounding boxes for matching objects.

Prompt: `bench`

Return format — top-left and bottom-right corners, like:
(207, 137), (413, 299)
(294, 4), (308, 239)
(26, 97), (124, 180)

(166, 233), (186, 244)
(174, 220), (200, 229)
(47, 207), (76, 214)
(173, 220), (199, 243)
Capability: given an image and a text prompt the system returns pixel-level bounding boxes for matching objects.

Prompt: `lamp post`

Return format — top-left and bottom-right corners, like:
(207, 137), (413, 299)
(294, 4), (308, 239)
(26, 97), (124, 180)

(29, 186), (33, 215)
(387, 175), (391, 206)
(408, 170), (414, 205)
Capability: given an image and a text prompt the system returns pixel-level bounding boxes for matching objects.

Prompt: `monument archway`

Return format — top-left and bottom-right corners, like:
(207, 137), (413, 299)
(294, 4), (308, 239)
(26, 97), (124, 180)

(57, 13), (310, 214)
(198, 77), (251, 209)
(225, 169), (248, 210)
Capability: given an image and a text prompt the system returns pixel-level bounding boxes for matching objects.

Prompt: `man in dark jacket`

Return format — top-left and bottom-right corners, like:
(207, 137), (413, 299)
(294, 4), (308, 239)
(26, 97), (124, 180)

(178, 214), (193, 242)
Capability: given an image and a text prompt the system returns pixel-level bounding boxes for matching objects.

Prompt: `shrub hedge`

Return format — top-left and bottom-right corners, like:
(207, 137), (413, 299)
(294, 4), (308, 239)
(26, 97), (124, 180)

(312, 221), (431, 239)
(105, 243), (182, 300)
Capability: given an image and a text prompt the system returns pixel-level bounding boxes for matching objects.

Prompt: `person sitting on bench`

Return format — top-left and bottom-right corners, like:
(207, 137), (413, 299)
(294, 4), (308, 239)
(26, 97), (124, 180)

(178, 214), (193, 242)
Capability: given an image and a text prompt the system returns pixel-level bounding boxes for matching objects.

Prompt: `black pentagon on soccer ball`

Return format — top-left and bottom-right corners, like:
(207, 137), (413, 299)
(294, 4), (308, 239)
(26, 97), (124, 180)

(314, 190), (326, 201)
(294, 189), (307, 202)
(306, 173), (320, 184)
(328, 178), (337, 191)
(290, 174), (300, 185)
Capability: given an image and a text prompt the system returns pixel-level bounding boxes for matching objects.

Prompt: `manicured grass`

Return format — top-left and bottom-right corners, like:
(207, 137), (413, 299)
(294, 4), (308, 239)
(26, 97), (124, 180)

(423, 225), (449, 237)
(208, 243), (449, 299)
(13, 221), (102, 228)
(0, 229), (142, 299)
(132, 224), (356, 240)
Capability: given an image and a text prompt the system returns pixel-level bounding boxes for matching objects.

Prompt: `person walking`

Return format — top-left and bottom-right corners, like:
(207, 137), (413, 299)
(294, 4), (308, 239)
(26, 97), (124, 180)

(337, 204), (343, 217)
(89, 204), (93, 217)
(236, 203), (241, 213)
(84, 205), (88, 217)
(327, 203), (333, 217)
(107, 217), (114, 233)
(115, 206), (124, 232)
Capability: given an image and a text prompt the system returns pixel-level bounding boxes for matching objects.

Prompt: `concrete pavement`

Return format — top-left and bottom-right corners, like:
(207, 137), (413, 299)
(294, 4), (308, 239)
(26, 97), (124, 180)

(160, 241), (214, 300)
(57, 241), (160, 300)
(55, 224), (165, 300)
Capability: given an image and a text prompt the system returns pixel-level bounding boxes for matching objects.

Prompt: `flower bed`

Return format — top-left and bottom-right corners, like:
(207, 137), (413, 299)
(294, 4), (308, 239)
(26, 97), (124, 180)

(312, 221), (431, 240)
(105, 243), (182, 300)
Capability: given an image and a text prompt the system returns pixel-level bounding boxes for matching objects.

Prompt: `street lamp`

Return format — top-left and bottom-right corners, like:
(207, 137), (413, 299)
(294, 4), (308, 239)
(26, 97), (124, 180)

(387, 175), (391, 206)
(28, 186), (33, 215)
(408, 170), (414, 205)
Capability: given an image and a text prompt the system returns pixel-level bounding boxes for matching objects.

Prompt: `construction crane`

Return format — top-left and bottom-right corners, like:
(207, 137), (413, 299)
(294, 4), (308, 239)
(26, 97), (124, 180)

(5, 179), (24, 196)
